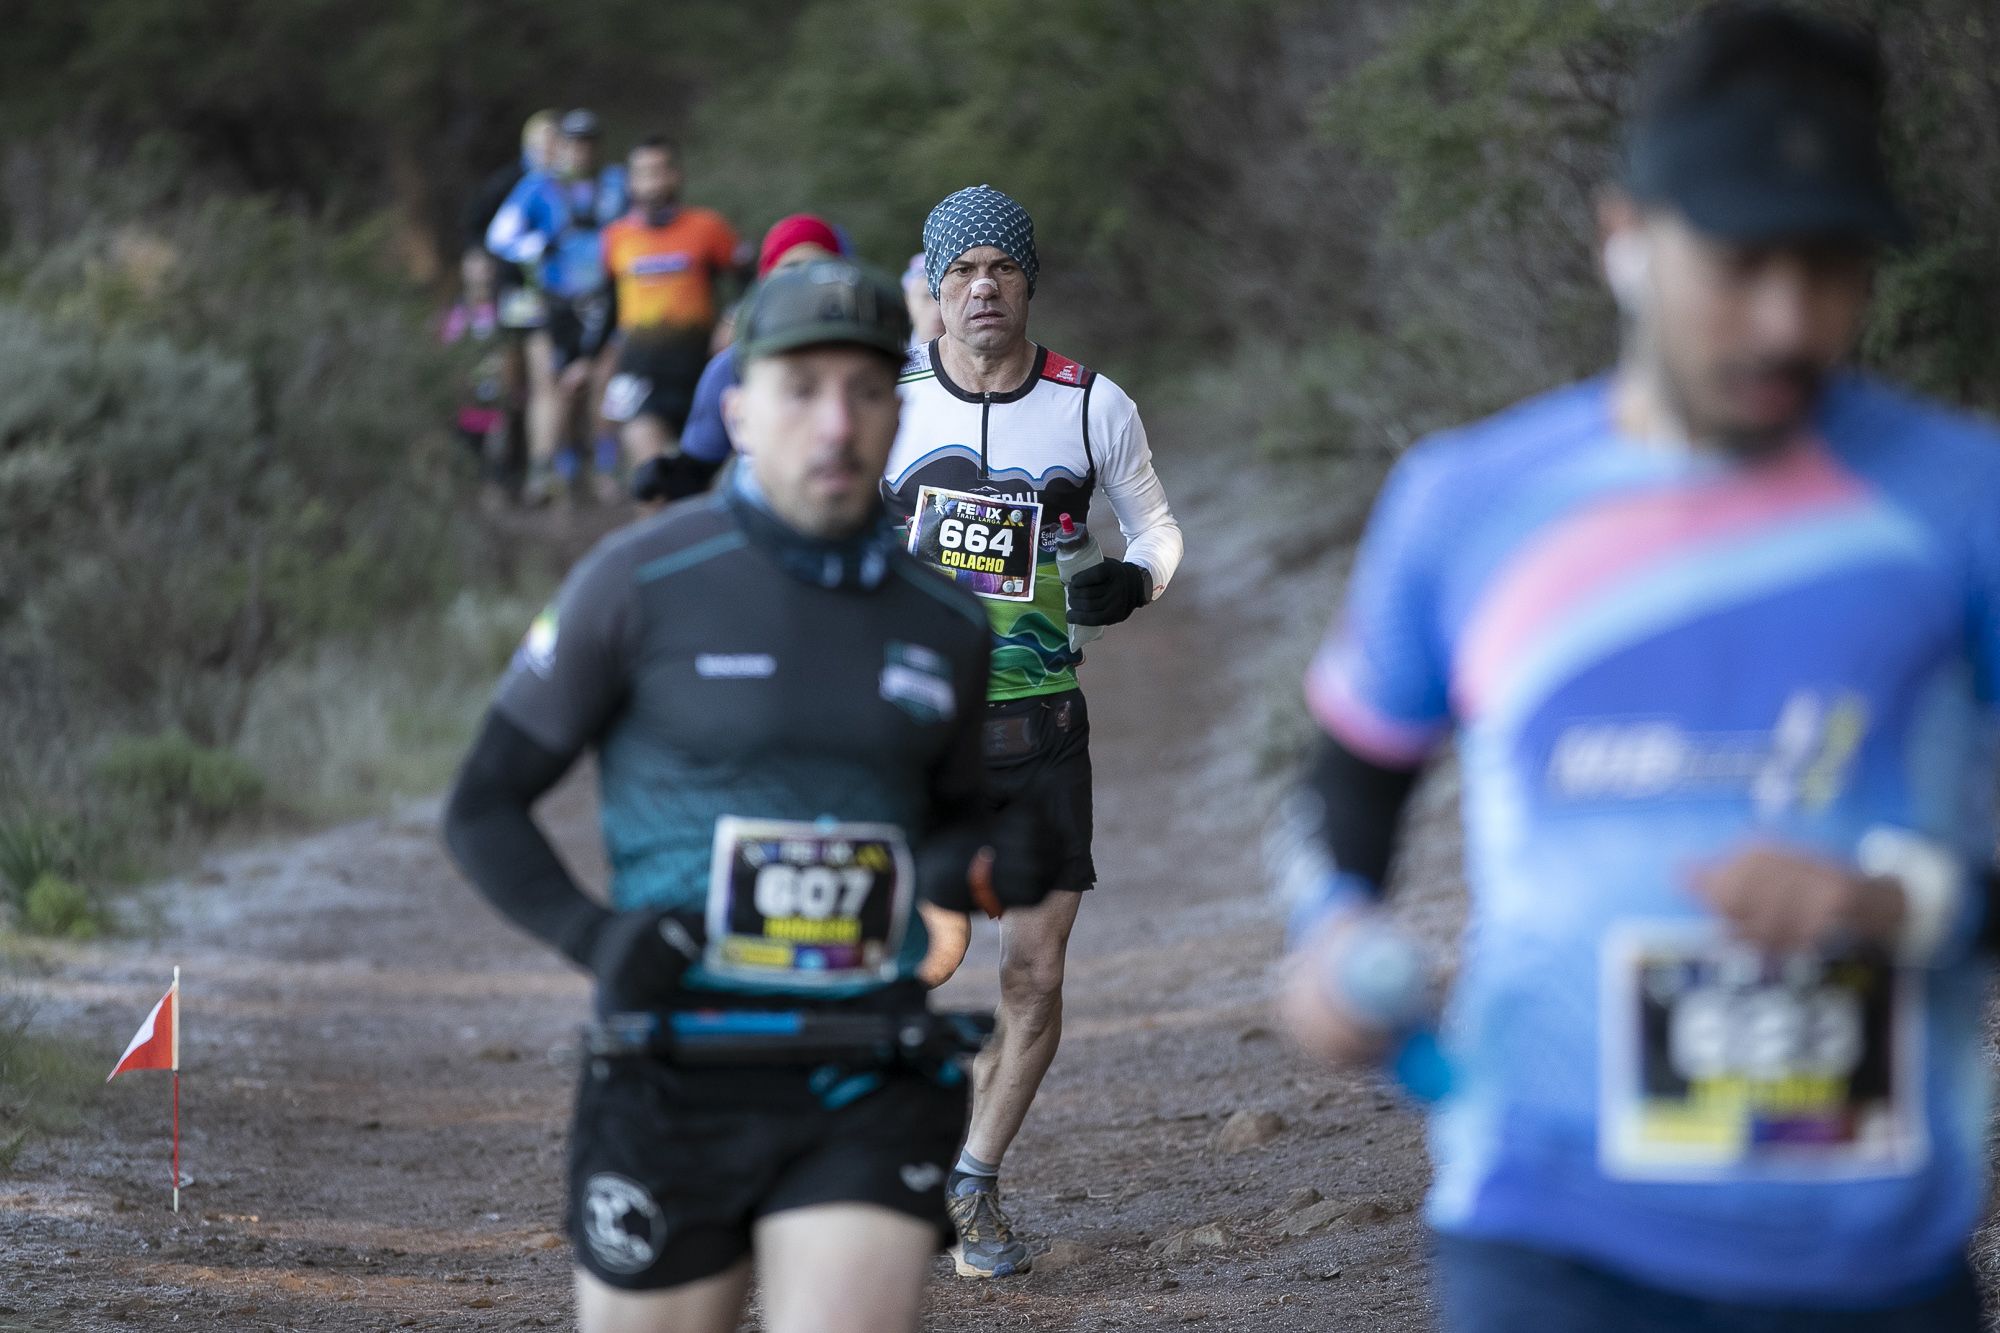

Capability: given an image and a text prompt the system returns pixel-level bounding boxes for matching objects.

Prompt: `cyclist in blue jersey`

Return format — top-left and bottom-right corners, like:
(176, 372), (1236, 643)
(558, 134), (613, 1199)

(443, 261), (1055, 1332)
(1277, 7), (1998, 1330)
(465, 109), (559, 260)
(486, 109), (629, 504)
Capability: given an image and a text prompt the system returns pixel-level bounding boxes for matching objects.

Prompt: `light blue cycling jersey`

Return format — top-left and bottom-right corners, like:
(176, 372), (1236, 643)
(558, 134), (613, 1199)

(1306, 375), (2000, 1307)
(485, 166), (629, 300)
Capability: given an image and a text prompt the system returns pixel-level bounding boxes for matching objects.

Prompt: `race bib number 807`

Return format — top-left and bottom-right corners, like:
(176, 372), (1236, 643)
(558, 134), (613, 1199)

(1599, 922), (1927, 1181)
(703, 817), (913, 990)
(906, 486), (1041, 602)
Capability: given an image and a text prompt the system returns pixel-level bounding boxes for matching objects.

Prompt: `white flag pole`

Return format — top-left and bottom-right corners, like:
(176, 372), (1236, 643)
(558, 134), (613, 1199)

(171, 966), (180, 1215)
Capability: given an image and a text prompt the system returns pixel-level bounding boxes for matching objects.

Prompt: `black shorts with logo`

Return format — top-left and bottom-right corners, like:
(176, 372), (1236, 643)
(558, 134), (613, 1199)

(567, 1033), (969, 1289)
(982, 688), (1094, 892)
(602, 331), (711, 435)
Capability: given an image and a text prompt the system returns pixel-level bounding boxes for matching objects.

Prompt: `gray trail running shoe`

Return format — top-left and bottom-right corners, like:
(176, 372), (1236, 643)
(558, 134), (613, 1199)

(947, 1179), (1032, 1278)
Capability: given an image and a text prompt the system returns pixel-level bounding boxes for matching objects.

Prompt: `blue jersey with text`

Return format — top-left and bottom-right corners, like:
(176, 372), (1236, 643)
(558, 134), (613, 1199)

(1306, 376), (2000, 1305)
(485, 167), (629, 300)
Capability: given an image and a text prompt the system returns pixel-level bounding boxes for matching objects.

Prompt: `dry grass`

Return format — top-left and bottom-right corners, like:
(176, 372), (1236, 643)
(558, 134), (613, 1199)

(0, 992), (100, 1164)
(234, 590), (537, 823)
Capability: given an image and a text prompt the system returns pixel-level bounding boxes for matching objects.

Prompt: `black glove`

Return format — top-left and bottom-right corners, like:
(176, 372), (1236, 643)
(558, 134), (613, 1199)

(631, 454), (721, 505)
(1066, 558), (1152, 627)
(918, 803), (1058, 917)
(586, 907), (706, 1012)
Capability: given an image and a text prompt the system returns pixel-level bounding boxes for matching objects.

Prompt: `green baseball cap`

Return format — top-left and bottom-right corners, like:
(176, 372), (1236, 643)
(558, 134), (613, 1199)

(734, 259), (912, 363)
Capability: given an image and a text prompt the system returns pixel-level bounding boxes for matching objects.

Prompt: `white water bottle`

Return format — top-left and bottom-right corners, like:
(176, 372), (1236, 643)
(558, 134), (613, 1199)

(1053, 513), (1105, 653)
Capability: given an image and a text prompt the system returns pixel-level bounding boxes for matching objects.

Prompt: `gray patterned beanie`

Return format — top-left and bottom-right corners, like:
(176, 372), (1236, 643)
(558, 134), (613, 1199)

(922, 185), (1038, 299)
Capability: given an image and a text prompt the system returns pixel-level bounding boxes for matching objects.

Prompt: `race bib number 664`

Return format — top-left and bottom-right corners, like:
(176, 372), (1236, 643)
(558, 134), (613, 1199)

(905, 485), (1041, 603)
(1599, 922), (1927, 1181)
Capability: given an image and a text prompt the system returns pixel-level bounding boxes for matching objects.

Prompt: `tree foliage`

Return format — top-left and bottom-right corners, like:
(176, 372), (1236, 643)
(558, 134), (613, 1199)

(0, 172), (465, 748)
(1325, 0), (2000, 441)
(3, 0), (1998, 802)
(0, 0), (808, 270)
(684, 0), (1300, 354)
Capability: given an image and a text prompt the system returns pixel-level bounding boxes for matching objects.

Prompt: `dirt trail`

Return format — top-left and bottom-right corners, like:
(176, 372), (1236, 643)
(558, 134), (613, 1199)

(2, 435), (1448, 1332)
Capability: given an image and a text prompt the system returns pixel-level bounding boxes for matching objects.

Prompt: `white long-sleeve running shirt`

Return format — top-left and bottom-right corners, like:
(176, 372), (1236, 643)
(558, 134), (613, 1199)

(883, 340), (1185, 701)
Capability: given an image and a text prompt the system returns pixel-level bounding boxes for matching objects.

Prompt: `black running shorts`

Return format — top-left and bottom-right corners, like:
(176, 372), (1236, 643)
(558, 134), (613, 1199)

(981, 688), (1095, 892)
(567, 1057), (968, 1290)
(602, 332), (711, 434)
(544, 301), (588, 371)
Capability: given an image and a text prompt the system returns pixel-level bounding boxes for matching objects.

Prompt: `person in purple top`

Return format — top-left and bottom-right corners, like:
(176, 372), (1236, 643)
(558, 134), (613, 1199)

(1278, 6), (2000, 1330)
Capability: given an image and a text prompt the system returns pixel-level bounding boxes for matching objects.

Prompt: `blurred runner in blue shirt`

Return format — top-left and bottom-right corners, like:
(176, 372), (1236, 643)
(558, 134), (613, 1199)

(487, 109), (629, 504)
(1277, 7), (1998, 1331)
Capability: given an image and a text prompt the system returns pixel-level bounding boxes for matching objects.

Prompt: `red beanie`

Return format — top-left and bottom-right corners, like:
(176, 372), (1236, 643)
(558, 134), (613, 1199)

(757, 214), (845, 277)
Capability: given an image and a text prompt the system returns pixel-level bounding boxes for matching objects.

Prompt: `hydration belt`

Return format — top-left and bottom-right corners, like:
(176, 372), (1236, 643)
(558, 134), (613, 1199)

(982, 694), (1077, 760)
(583, 1007), (994, 1068)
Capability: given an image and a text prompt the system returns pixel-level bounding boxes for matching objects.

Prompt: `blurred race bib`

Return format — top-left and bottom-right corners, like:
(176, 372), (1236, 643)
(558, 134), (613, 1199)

(702, 817), (912, 990)
(1600, 922), (1927, 1180)
(905, 486), (1040, 603)
(500, 287), (548, 330)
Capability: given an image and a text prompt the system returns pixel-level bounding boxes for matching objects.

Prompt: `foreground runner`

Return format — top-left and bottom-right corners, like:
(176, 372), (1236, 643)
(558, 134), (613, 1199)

(885, 184), (1185, 1276)
(1278, 7), (1996, 1331)
(443, 260), (1054, 1332)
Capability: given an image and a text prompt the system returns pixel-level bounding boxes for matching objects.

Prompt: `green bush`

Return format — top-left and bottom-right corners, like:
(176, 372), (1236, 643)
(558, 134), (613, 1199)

(20, 874), (103, 940)
(94, 730), (266, 830)
(0, 999), (99, 1145)
(233, 590), (542, 821)
(1316, 0), (2000, 450)
(0, 816), (66, 906)
(0, 180), (473, 751)
(690, 0), (1298, 356)
(0, 161), (497, 889)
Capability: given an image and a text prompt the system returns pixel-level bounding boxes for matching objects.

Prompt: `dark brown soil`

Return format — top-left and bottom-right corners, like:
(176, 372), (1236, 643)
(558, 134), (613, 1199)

(1, 441), (1451, 1332)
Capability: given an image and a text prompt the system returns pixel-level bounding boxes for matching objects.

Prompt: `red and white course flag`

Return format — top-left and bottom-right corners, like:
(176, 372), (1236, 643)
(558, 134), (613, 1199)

(107, 974), (179, 1081)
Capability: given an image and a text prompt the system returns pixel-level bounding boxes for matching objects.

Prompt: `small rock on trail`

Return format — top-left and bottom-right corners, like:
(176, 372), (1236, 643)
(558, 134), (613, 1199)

(1149, 1222), (1236, 1262)
(1213, 1109), (1286, 1152)
(1275, 1194), (1415, 1237)
(1268, 1187), (1323, 1221)
(1343, 1195), (1414, 1225)
(1033, 1239), (1105, 1274)
(1276, 1200), (1346, 1237)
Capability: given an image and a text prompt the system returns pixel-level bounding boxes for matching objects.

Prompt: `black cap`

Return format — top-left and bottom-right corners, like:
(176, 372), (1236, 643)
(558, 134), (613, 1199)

(559, 108), (601, 139)
(735, 260), (912, 363)
(1624, 4), (1910, 247)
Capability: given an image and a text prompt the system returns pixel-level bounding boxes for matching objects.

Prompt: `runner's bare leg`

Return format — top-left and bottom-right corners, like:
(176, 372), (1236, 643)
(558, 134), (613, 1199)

(620, 414), (676, 471)
(756, 1204), (936, 1333)
(963, 889), (1080, 1163)
(574, 1260), (751, 1333)
(589, 344), (620, 445)
(525, 329), (561, 475)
